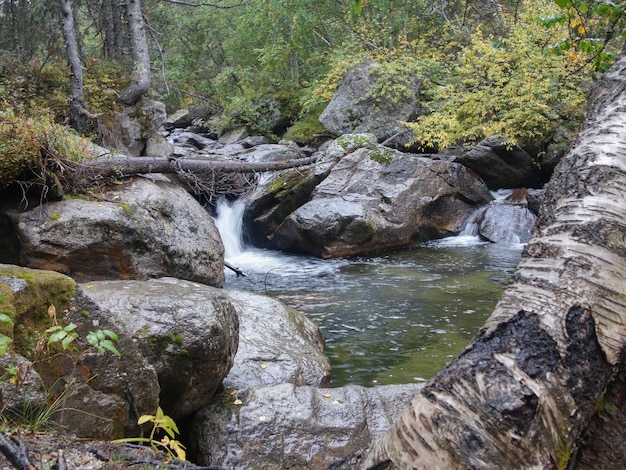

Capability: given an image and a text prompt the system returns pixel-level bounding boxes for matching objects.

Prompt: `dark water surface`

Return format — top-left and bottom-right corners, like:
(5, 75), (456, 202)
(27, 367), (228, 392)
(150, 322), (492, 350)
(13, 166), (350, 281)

(217, 201), (523, 387)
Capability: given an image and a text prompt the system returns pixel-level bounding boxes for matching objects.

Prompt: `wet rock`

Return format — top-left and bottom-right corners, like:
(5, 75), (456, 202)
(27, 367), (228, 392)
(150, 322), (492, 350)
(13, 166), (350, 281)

(256, 135), (492, 258)
(220, 289), (331, 391)
(101, 99), (167, 156)
(438, 136), (542, 189)
(70, 277), (240, 422)
(319, 60), (420, 141)
(0, 352), (46, 412)
(3, 176), (225, 287)
(478, 200), (537, 243)
(189, 382), (422, 470)
(145, 132), (175, 157)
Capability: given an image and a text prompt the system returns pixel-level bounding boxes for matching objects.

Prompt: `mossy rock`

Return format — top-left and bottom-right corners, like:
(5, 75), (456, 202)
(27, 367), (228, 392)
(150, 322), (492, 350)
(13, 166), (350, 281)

(0, 265), (76, 360)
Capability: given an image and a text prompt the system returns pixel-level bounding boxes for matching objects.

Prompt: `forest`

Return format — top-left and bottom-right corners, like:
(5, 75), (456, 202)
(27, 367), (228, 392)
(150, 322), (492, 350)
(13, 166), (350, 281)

(1, 0), (625, 189)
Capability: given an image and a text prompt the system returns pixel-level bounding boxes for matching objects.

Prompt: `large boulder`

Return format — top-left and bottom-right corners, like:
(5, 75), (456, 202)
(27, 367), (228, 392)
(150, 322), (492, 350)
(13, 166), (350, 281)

(101, 99), (167, 156)
(68, 278), (240, 422)
(189, 382), (422, 470)
(257, 135), (493, 258)
(220, 289), (331, 391)
(319, 60), (420, 141)
(0, 265), (137, 440)
(2, 176), (225, 287)
(438, 136), (542, 189)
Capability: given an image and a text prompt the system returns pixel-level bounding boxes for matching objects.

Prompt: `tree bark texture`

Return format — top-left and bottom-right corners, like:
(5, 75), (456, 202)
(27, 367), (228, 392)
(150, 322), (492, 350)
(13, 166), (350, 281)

(59, 0), (90, 133)
(117, 0), (151, 105)
(76, 154), (318, 179)
(359, 50), (626, 469)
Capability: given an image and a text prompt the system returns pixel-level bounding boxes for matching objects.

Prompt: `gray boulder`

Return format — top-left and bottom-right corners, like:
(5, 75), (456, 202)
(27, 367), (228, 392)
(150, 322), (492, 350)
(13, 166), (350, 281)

(263, 135), (492, 258)
(3, 176), (225, 287)
(102, 99), (167, 156)
(438, 136), (541, 189)
(145, 132), (174, 157)
(220, 290), (331, 391)
(68, 277), (240, 422)
(476, 190), (538, 243)
(319, 60), (420, 141)
(190, 382), (422, 470)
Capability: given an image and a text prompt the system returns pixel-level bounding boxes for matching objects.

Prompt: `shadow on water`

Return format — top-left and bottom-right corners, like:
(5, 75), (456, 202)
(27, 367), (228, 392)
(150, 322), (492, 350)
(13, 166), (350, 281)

(216, 199), (523, 387)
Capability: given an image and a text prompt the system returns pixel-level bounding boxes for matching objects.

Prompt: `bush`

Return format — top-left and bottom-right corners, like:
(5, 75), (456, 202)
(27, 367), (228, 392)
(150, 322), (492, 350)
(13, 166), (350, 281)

(406, 0), (590, 150)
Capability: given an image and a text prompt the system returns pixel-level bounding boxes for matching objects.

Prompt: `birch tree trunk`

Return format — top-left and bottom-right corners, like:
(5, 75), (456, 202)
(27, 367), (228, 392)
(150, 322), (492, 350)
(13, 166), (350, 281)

(359, 50), (626, 469)
(117, 0), (151, 105)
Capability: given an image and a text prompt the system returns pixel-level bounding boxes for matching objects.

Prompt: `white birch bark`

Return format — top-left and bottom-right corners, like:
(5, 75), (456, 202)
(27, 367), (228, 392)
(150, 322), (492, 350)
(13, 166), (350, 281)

(358, 50), (626, 470)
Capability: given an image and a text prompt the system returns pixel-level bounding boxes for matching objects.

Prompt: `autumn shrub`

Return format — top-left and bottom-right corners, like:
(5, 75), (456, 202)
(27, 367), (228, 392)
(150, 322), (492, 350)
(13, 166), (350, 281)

(0, 106), (90, 190)
(406, 0), (591, 150)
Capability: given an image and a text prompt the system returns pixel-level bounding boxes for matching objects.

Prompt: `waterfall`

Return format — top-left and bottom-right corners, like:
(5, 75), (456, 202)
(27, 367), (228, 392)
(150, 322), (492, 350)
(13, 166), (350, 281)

(214, 198), (247, 259)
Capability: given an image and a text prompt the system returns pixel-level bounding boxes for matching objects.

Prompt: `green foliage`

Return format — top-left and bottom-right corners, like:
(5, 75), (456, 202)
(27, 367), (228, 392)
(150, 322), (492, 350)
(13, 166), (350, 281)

(114, 407), (186, 462)
(0, 310), (13, 356)
(542, 0), (626, 72)
(407, 0), (590, 150)
(45, 323), (78, 351)
(86, 329), (121, 357)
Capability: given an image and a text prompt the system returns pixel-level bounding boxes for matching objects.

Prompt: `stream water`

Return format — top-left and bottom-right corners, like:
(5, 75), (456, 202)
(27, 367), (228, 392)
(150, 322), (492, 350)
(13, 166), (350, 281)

(215, 199), (523, 387)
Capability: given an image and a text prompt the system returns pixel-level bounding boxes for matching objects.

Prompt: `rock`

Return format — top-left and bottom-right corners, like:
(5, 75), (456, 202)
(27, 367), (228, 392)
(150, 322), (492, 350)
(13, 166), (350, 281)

(0, 265), (138, 439)
(69, 278), (240, 422)
(0, 264), (76, 359)
(438, 136), (542, 189)
(164, 104), (217, 130)
(255, 135), (492, 258)
(477, 199), (537, 243)
(220, 289), (331, 391)
(242, 135), (272, 148)
(219, 128), (249, 145)
(189, 382), (422, 470)
(319, 60), (420, 141)
(101, 99), (167, 156)
(168, 130), (217, 150)
(0, 352), (47, 413)
(3, 176), (225, 287)
(145, 132), (174, 157)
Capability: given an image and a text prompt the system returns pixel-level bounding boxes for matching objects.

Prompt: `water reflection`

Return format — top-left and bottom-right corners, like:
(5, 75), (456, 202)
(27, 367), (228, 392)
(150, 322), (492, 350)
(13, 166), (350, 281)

(223, 242), (522, 387)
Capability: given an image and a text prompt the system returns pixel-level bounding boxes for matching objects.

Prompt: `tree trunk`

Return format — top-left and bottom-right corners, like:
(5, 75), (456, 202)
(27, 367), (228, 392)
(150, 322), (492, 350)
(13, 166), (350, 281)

(75, 154), (318, 180)
(9, 0), (20, 58)
(359, 50), (626, 469)
(59, 0), (92, 134)
(117, 0), (151, 105)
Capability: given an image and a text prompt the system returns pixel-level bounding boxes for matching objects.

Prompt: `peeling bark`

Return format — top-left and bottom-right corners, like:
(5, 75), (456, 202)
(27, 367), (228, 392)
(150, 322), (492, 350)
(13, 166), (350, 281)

(359, 50), (626, 469)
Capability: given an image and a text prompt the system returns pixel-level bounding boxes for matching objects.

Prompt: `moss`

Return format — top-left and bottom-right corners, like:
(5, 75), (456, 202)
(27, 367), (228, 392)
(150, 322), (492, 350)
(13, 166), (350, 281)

(0, 285), (16, 338)
(209, 390), (240, 409)
(555, 426), (570, 470)
(117, 203), (134, 216)
(370, 147), (394, 164)
(48, 213), (62, 221)
(0, 266), (76, 360)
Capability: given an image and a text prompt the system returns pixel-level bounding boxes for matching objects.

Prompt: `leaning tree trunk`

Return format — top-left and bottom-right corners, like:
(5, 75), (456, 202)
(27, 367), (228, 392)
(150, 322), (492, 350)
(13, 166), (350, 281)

(59, 0), (93, 134)
(359, 51), (626, 468)
(117, 0), (151, 105)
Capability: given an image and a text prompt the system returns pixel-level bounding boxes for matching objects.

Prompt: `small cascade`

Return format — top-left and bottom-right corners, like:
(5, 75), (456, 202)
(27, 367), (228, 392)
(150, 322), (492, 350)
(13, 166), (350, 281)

(214, 198), (247, 259)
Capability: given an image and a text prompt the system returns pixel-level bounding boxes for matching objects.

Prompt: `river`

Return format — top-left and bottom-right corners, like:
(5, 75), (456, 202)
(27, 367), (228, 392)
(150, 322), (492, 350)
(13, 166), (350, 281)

(215, 199), (523, 387)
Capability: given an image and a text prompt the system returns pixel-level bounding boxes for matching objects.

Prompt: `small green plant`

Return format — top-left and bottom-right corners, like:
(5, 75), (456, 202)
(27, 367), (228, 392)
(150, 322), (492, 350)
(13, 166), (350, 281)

(86, 329), (121, 357)
(0, 311), (13, 356)
(114, 407), (187, 462)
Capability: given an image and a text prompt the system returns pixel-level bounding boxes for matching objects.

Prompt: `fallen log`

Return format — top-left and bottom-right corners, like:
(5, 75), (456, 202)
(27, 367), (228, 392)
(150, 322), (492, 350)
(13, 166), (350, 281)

(76, 155), (319, 179)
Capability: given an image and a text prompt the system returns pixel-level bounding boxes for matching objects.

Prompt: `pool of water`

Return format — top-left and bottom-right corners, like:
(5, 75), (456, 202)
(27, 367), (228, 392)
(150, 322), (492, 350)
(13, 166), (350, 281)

(221, 235), (522, 387)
